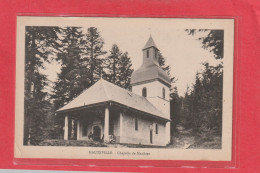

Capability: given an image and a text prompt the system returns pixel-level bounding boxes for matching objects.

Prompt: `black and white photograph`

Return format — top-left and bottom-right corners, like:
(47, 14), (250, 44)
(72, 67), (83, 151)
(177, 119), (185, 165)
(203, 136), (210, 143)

(15, 17), (234, 160)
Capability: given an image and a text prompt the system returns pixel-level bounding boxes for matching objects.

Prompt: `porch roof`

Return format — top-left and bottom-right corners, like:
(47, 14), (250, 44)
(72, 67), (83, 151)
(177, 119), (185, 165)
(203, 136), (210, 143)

(56, 79), (169, 121)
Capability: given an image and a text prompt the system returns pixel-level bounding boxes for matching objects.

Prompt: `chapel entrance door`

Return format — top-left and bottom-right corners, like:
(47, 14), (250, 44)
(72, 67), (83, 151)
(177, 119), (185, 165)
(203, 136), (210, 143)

(93, 126), (101, 141)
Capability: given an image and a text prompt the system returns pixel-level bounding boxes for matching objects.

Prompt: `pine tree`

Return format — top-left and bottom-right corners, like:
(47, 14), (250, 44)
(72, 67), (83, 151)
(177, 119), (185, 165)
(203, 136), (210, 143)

(199, 63), (223, 134)
(181, 86), (194, 129)
(181, 63), (223, 134)
(24, 26), (61, 145)
(184, 29), (224, 136)
(170, 87), (181, 135)
(52, 27), (85, 109)
(185, 29), (224, 60)
(118, 52), (134, 90)
(51, 27), (107, 139)
(188, 73), (204, 132)
(83, 27), (107, 85)
(104, 44), (134, 89)
(158, 51), (176, 83)
(104, 44), (122, 85)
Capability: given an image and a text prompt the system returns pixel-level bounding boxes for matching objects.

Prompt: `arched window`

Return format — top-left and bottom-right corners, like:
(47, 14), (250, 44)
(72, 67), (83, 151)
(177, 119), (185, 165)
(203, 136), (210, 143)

(147, 49), (149, 58)
(162, 87), (165, 99)
(142, 87), (147, 97)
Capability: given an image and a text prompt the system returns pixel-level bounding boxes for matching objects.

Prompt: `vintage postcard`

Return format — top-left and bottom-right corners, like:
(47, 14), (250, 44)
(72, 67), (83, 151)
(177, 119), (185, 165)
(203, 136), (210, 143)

(15, 16), (234, 161)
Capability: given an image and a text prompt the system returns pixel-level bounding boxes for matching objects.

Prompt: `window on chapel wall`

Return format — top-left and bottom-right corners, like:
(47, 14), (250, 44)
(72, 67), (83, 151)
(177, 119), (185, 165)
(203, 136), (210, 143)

(156, 124), (158, 134)
(147, 49), (149, 58)
(162, 87), (165, 99)
(142, 87), (147, 97)
(135, 118), (138, 131)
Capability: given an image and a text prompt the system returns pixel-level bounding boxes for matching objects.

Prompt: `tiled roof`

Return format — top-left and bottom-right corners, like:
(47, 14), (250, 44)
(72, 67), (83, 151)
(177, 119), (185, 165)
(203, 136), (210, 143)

(56, 79), (169, 120)
(143, 35), (158, 50)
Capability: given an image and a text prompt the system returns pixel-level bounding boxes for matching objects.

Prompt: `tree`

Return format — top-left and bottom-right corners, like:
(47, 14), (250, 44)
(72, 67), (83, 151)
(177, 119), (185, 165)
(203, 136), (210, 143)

(183, 29), (224, 136)
(158, 51), (176, 84)
(170, 87), (181, 135)
(51, 27), (86, 140)
(51, 27), (107, 139)
(199, 63), (223, 134)
(52, 27), (85, 109)
(185, 29), (224, 60)
(83, 27), (107, 85)
(24, 26), (61, 145)
(183, 63), (223, 134)
(104, 44), (134, 89)
(104, 44), (122, 85)
(53, 27), (107, 109)
(118, 52), (134, 90)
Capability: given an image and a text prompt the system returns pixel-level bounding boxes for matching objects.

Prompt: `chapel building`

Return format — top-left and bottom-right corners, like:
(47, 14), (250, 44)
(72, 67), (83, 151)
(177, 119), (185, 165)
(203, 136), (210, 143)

(56, 36), (171, 146)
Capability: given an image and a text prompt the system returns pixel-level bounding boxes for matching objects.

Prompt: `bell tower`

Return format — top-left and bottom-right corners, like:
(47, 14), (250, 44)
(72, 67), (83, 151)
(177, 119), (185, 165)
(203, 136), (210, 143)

(130, 36), (171, 144)
(142, 36), (159, 66)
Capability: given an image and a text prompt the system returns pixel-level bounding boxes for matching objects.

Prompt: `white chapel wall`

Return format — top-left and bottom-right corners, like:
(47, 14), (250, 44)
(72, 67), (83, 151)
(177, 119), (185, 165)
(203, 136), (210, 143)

(132, 81), (170, 119)
(120, 112), (167, 146)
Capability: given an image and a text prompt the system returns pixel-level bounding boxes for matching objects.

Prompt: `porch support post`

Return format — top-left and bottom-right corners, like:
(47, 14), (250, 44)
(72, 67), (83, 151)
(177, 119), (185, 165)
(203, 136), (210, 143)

(77, 119), (80, 140)
(166, 121), (170, 144)
(64, 115), (68, 140)
(119, 111), (123, 143)
(104, 107), (109, 143)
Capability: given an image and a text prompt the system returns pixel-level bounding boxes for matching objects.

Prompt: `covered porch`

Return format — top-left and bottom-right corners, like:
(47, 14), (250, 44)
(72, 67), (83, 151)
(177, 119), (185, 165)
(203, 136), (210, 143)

(62, 104), (123, 143)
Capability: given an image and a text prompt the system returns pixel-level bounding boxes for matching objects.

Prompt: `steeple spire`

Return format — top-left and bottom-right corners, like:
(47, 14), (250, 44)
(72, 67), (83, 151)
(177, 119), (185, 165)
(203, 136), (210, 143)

(143, 35), (158, 50)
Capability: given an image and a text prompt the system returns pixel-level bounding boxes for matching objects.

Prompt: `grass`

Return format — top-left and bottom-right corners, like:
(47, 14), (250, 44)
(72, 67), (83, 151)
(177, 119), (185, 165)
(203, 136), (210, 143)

(38, 139), (107, 147)
(169, 128), (222, 149)
(38, 128), (221, 149)
(38, 139), (166, 148)
(190, 134), (221, 149)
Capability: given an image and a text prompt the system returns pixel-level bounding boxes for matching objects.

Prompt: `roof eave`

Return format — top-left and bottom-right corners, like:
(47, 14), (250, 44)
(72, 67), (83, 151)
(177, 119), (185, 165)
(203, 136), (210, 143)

(142, 46), (159, 51)
(55, 102), (108, 114)
(131, 78), (171, 88)
(56, 100), (171, 122)
(109, 101), (170, 122)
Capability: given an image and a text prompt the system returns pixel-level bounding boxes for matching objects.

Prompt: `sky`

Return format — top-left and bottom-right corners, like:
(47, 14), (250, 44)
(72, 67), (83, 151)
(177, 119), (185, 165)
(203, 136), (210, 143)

(42, 18), (221, 96)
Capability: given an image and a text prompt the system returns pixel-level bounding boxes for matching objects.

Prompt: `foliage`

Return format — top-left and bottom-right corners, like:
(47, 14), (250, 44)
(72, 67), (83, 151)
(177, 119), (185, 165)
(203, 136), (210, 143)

(180, 29), (224, 136)
(50, 27), (107, 140)
(50, 28), (134, 140)
(158, 51), (176, 84)
(103, 44), (134, 90)
(53, 27), (107, 110)
(170, 87), (182, 135)
(24, 26), (61, 145)
(83, 27), (107, 84)
(52, 27), (86, 109)
(118, 52), (134, 90)
(103, 44), (122, 85)
(185, 29), (224, 60)
(181, 64), (223, 135)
